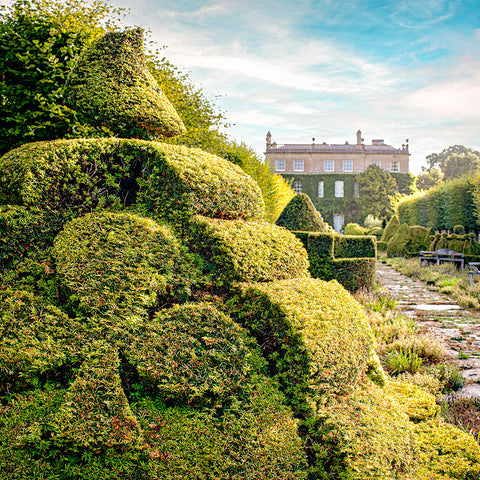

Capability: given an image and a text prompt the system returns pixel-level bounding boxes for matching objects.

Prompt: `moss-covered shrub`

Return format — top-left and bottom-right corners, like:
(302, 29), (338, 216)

(275, 193), (328, 232)
(0, 138), (265, 223)
(228, 278), (379, 416)
(344, 223), (369, 235)
(368, 226), (383, 238)
(188, 216), (310, 285)
(387, 223), (410, 257)
(66, 28), (185, 139)
(381, 214), (400, 242)
(123, 303), (254, 405)
(0, 205), (64, 268)
(53, 211), (191, 319)
(0, 289), (86, 394)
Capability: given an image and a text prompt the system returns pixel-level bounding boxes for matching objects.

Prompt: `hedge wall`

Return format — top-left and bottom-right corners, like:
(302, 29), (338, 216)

(294, 232), (376, 291)
(0, 138), (265, 225)
(188, 216), (310, 285)
(396, 176), (480, 233)
(228, 278), (380, 417)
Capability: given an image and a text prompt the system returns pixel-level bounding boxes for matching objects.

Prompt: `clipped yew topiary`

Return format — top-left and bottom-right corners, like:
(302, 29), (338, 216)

(276, 193), (328, 232)
(387, 223), (410, 257)
(381, 214), (400, 242)
(0, 138), (265, 223)
(66, 28), (185, 139)
(188, 216), (310, 284)
(53, 211), (191, 320)
(344, 223), (369, 235)
(123, 303), (254, 405)
(228, 278), (380, 416)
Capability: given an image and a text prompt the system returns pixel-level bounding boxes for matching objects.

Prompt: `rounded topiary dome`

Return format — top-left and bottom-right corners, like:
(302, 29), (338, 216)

(276, 193), (328, 232)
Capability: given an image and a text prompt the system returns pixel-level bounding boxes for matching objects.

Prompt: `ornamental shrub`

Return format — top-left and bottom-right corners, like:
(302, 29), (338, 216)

(0, 138), (265, 223)
(453, 224), (465, 234)
(188, 216), (310, 285)
(66, 28), (185, 139)
(0, 205), (64, 268)
(228, 278), (379, 416)
(334, 235), (376, 258)
(387, 223), (410, 257)
(381, 214), (400, 242)
(123, 303), (254, 406)
(275, 193), (328, 232)
(407, 225), (431, 255)
(344, 223), (369, 235)
(53, 211), (192, 320)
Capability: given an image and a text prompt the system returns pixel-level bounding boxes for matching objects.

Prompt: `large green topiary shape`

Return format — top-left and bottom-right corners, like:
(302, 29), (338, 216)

(276, 193), (328, 232)
(66, 28), (185, 139)
(381, 214), (400, 242)
(387, 223), (410, 257)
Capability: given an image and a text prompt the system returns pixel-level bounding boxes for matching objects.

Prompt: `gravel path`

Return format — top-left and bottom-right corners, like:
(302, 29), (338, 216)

(376, 261), (480, 398)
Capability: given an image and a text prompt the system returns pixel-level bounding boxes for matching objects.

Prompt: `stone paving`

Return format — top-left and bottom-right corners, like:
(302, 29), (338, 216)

(376, 261), (480, 398)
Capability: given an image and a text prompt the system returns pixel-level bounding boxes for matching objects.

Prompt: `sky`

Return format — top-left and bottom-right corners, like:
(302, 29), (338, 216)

(3, 0), (480, 173)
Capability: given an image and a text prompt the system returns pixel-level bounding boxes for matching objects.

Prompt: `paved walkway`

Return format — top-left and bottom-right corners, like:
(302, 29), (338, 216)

(376, 261), (480, 398)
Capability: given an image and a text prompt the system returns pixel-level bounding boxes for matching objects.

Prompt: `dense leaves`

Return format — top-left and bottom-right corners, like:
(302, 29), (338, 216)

(276, 193), (328, 232)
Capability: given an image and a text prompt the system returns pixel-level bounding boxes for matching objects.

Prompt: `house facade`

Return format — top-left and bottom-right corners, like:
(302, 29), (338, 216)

(265, 130), (412, 231)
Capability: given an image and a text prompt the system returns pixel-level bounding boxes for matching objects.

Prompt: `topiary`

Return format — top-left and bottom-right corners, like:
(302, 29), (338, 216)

(453, 224), (465, 235)
(407, 225), (431, 255)
(387, 223), (410, 257)
(344, 223), (369, 235)
(275, 193), (328, 232)
(65, 28), (185, 139)
(381, 214), (400, 242)
(53, 211), (193, 320)
(188, 216), (310, 285)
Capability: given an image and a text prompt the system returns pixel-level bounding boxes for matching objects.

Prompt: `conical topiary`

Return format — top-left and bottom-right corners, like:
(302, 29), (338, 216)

(387, 223), (410, 257)
(381, 215), (400, 242)
(66, 28), (185, 139)
(276, 193), (328, 232)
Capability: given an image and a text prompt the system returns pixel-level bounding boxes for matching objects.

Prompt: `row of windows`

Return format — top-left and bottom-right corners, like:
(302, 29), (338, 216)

(293, 180), (359, 199)
(276, 159), (400, 172)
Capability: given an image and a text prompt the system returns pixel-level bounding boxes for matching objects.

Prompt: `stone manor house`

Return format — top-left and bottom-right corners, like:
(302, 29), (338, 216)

(265, 130), (411, 231)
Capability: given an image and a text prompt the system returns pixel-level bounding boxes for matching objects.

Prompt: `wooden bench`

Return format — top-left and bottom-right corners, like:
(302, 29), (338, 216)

(419, 249), (464, 269)
(469, 262), (480, 285)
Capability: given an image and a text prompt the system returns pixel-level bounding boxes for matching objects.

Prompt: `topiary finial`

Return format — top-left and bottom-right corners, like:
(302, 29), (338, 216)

(276, 193), (328, 232)
(66, 28), (185, 139)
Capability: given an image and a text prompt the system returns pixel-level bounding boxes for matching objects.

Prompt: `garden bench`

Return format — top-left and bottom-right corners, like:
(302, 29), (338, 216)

(419, 249), (464, 269)
(469, 262), (480, 286)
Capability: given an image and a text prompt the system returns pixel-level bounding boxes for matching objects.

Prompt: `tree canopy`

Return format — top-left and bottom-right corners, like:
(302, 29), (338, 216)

(355, 164), (398, 221)
(425, 145), (480, 172)
(416, 168), (443, 191)
(442, 152), (480, 181)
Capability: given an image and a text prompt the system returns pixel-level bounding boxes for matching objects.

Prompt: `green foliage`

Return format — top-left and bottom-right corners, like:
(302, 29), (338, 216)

(0, 289), (86, 393)
(53, 211), (191, 320)
(442, 152), (480, 181)
(0, 205), (64, 268)
(385, 349), (423, 375)
(453, 225), (465, 234)
(0, 138), (265, 223)
(387, 223), (411, 257)
(276, 193), (328, 232)
(416, 168), (443, 191)
(188, 216), (310, 285)
(355, 164), (398, 221)
(124, 303), (254, 406)
(49, 342), (143, 452)
(305, 381), (417, 480)
(228, 278), (378, 416)
(426, 144), (480, 172)
(0, 0), (125, 156)
(66, 28), (185, 139)
(281, 173), (357, 226)
(380, 214), (400, 242)
(391, 172), (417, 195)
(343, 223), (369, 235)
(297, 232), (376, 292)
(407, 225), (431, 255)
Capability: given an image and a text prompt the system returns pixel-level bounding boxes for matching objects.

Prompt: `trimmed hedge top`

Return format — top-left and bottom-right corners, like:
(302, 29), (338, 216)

(0, 138), (265, 222)
(53, 211), (187, 320)
(66, 28), (185, 139)
(275, 193), (328, 232)
(229, 278), (377, 416)
(189, 216), (310, 284)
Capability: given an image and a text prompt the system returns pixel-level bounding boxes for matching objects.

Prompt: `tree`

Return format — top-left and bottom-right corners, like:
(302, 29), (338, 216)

(355, 165), (398, 221)
(0, 0), (125, 155)
(442, 153), (480, 181)
(425, 145), (480, 172)
(416, 168), (443, 190)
